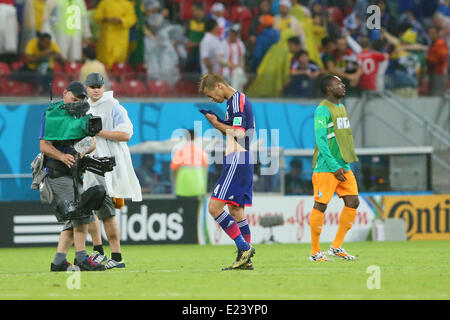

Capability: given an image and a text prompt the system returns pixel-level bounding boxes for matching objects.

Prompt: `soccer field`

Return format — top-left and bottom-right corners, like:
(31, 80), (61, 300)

(0, 241), (449, 300)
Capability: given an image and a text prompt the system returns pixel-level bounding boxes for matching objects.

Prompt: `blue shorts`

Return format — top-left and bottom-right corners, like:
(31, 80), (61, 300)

(211, 151), (254, 207)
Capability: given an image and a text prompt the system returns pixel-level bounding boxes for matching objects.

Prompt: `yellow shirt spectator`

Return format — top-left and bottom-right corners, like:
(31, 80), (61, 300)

(25, 37), (62, 70)
(94, 0), (137, 69)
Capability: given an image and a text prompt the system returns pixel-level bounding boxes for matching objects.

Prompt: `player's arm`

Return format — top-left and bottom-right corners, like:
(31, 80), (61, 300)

(205, 113), (246, 139)
(314, 106), (346, 181)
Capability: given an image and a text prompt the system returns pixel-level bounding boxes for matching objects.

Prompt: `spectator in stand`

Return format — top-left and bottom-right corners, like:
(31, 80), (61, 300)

(79, 46), (110, 89)
(10, 32), (65, 94)
(325, 36), (362, 96)
(184, 2), (207, 75)
(285, 49), (321, 98)
(432, 10), (450, 54)
(382, 28), (427, 97)
(375, 0), (396, 34)
(41, 0), (92, 62)
(274, 0), (306, 50)
(311, 14), (328, 52)
(143, 0), (181, 86)
(373, 39), (390, 92)
(209, 2), (231, 41)
(427, 26), (448, 96)
(128, 0), (146, 70)
(0, 0), (19, 56)
(135, 154), (159, 194)
(325, 8), (342, 41)
(251, 14), (280, 72)
(310, 1), (323, 17)
(321, 37), (336, 68)
(200, 18), (223, 75)
(94, 0), (137, 69)
(220, 24), (247, 91)
(437, 0), (450, 17)
(285, 158), (313, 195)
(249, 0), (272, 45)
(287, 35), (302, 57)
(356, 36), (389, 92)
(20, 0), (46, 53)
(399, 10), (431, 45)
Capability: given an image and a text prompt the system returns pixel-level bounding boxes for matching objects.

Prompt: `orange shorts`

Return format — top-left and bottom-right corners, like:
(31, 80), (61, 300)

(312, 170), (359, 204)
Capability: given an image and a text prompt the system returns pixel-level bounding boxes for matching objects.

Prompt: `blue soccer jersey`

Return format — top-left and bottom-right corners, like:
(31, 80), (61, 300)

(210, 91), (255, 207)
(224, 91), (255, 151)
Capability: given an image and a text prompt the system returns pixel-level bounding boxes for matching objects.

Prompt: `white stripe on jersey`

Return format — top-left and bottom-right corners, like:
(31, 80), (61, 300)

(219, 153), (238, 199)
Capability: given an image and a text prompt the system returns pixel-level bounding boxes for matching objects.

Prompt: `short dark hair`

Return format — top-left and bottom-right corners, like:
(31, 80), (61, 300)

(198, 73), (228, 92)
(297, 50), (308, 57)
(320, 74), (338, 95)
(321, 36), (333, 47)
(287, 36), (301, 45)
(205, 18), (218, 32)
(83, 46), (97, 60)
(38, 32), (51, 40)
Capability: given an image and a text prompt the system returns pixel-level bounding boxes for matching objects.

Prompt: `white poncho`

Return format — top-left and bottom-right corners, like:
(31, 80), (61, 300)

(83, 91), (142, 201)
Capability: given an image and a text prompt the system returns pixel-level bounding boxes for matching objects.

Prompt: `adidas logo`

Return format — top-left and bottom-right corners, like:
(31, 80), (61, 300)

(226, 221), (234, 228)
(228, 195), (234, 200)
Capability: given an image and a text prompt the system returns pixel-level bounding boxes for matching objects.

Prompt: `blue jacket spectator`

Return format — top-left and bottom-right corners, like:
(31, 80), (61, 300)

(251, 15), (280, 72)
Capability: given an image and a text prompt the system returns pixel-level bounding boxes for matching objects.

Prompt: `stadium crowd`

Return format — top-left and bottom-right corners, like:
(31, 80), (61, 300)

(0, 0), (449, 98)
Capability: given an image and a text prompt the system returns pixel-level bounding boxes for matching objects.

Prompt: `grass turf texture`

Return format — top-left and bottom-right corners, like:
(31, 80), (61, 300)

(0, 241), (448, 300)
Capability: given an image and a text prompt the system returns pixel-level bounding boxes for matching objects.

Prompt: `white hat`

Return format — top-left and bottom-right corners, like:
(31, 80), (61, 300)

(211, 2), (225, 12)
(279, 0), (292, 9)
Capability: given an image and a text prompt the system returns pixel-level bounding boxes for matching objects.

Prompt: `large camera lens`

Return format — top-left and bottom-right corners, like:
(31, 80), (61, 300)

(86, 116), (102, 136)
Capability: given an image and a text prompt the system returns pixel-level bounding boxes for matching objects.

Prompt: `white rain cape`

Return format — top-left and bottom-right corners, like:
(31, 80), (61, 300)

(83, 91), (142, 201)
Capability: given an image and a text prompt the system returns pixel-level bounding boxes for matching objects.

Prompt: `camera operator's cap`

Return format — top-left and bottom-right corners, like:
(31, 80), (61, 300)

(66, 81), (88, 99)
(85, 72), (105, 87)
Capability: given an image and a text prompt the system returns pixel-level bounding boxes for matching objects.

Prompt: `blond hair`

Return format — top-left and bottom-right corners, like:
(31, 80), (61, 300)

(198, 73), (228, 93)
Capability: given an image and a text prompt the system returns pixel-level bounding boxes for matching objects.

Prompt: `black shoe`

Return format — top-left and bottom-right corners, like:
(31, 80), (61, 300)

(76, 256), (106, 271)
(51, 260), (72, 272)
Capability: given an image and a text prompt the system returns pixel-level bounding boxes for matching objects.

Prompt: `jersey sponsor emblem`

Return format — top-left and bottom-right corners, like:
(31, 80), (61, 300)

(318, 190), (323, 198)
(336, 117), (351, 129)
(314, 117), (328, 129)
(233, 117), (242, 126)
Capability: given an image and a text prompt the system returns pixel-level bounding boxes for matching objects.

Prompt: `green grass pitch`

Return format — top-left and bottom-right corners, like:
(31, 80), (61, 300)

(0, 241), (449, 300)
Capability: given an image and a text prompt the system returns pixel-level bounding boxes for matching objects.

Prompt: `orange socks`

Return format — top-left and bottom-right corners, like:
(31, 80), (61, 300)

(332, 206), (357, 248)
(310, 208), (325, 255)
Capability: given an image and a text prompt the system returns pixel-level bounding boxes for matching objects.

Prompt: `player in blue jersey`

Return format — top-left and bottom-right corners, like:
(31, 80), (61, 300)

(199, 73), (256, 270)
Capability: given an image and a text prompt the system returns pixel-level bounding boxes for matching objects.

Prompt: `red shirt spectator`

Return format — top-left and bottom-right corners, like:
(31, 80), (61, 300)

(427, 38), (448, 75)
(357, 49), (388, 91)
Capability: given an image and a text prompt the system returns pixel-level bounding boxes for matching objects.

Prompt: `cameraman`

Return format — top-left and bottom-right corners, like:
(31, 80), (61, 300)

(39, 81), (106, 272)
